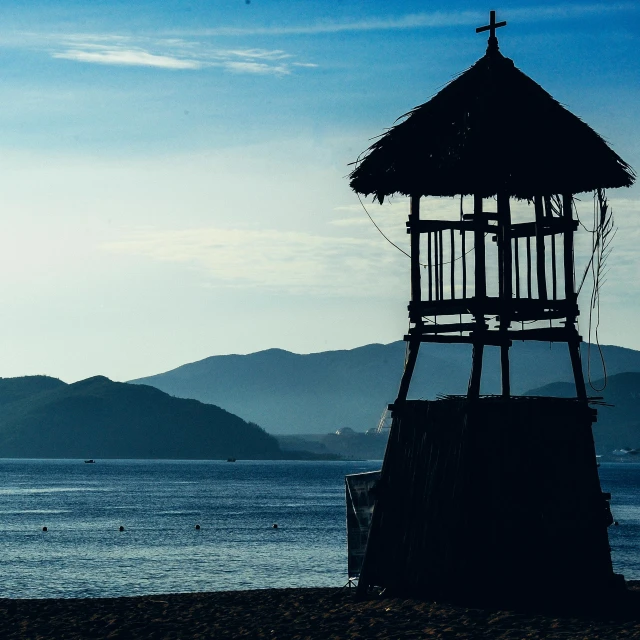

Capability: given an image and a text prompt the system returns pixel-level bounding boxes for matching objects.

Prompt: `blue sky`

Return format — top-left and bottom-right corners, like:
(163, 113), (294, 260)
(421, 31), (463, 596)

(0, 1), (637, 382)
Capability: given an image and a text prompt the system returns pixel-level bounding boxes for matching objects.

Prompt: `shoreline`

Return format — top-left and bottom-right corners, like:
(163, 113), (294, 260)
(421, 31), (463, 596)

(2, 584), (639, 639)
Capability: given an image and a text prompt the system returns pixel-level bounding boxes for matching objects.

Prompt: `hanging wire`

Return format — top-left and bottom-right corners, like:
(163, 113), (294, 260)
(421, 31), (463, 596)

(357, 193), (477, 267)
(356, 192), (411, 258)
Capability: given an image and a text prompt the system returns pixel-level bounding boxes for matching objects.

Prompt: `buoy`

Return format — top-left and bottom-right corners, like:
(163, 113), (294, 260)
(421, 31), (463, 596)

(272, 523), (278, 529)
(119, 526), (125, 532)
(42, 526), (48, 532)
(195, 524), (201, 530)
(614, 521), (619, 526)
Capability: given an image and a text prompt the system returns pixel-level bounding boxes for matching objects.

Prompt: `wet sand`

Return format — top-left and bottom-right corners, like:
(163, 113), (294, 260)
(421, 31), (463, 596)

(2, 583), (640, 639)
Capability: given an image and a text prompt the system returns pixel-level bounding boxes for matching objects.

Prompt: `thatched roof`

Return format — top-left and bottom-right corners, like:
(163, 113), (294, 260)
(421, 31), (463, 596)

(349, 49), (635, 202)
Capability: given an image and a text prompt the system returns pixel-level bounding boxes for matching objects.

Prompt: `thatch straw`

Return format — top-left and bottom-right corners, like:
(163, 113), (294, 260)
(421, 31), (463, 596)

(349, 50), (635, 202)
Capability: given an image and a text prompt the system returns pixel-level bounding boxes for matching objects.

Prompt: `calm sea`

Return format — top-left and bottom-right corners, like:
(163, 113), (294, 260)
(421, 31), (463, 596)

(0, 459), (637, 599)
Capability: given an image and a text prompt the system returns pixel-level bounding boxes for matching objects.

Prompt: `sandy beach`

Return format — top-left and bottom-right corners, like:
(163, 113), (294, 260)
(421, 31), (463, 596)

(2, 583), (640, 639)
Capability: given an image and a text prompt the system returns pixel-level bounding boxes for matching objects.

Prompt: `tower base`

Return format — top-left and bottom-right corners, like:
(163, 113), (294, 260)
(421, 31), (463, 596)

(357, 397), (618, 605)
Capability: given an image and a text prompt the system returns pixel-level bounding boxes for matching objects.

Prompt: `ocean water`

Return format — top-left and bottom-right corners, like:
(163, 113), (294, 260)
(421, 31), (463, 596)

(0, 459), (637, 599)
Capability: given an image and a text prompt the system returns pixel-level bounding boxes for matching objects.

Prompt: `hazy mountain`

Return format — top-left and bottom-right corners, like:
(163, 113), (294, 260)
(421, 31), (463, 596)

(129, 341), (640, 435)
(0, 375), (287, 460)
(526, 371), (640, 459)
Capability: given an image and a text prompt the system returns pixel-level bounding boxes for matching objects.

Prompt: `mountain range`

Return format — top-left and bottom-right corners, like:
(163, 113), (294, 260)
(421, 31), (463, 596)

(2, 340), (640, 460)
(528, 372), (640, 459)
(130, 341), (640, 435)
(0, 375), (288, 460)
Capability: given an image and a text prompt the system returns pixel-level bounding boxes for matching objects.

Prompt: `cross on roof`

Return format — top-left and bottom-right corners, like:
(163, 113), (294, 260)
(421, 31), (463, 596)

(476, 10), (506, 53)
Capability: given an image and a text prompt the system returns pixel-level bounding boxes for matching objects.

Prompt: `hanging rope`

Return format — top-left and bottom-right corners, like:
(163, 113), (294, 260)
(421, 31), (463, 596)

(584, 189), (615, 392)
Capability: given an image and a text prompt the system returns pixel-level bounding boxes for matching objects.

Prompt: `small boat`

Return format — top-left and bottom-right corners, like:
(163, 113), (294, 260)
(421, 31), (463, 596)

(84, 459), (96, 464)
(226, 458), (236, 462)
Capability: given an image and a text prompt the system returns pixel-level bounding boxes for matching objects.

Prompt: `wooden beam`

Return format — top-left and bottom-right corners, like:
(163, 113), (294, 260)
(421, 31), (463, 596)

(411, 321), (484, 334)
(407, 327), (583, 344)
(409, 296), (579, 319)
(405, 334), (476, 344)
(512, 307), (580, 322)
(411, 219), (492, 233)
(511, 219), (578, 238)
(462, 212), (499, 221)
(507, 327), (579, 342)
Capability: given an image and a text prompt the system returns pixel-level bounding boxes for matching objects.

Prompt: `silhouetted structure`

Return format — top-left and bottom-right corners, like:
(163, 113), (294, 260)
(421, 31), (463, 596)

(349, 12), (635, 603)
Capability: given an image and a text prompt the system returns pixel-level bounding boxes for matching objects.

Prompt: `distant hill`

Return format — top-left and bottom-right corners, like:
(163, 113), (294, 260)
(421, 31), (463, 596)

(0, 375), (290, 460)
(130, 341), (640, 435)
(526, 372), (640, 459)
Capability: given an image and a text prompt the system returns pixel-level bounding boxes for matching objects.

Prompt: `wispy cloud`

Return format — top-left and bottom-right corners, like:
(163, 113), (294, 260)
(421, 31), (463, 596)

(52, 49), (202, 70)
(46, 36), (313, 74)
(223, 61), (289, 75)
(226, 49), (291, 61)
(104, 227), (405, 296)
(172, 3), (636, 37)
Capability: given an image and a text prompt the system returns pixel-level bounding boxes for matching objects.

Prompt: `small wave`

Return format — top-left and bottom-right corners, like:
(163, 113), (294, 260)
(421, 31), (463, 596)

(0, 509), (70, 514)
(0, 487), (110, 495)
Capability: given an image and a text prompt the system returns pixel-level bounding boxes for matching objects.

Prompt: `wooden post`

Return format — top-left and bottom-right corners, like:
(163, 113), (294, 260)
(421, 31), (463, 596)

(514, 238), (520, 298)
(394, 195), (423, 408)
(498, 193), (512, 398)
(439, 229), (444, 300)
(427, 232), (433, 301)
(534, 195), (548, 301)
(473, 194), (486, 299)
(450, 228), (455, 299)
(562, 192), (587, 401)
(551, 233), (557, 300)
(468, 342), (484, 398)
(395, 340), (420, 407)
(526, 236), (532, 298)
(562, 194), (575, 301)
(468, 194), (486, 398)
(462, 230), (467, 298)
(410, 195), (422, 305)
(434, 229), (439, 300)
(568, 336), (587, 401)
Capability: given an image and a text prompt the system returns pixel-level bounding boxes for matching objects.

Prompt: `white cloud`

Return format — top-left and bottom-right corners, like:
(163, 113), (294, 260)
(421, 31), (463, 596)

(104, 227), (406, 296)
(45, 36), (314, 74)
(223, 60), (289, 75)
(52, 48), (202, 70)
